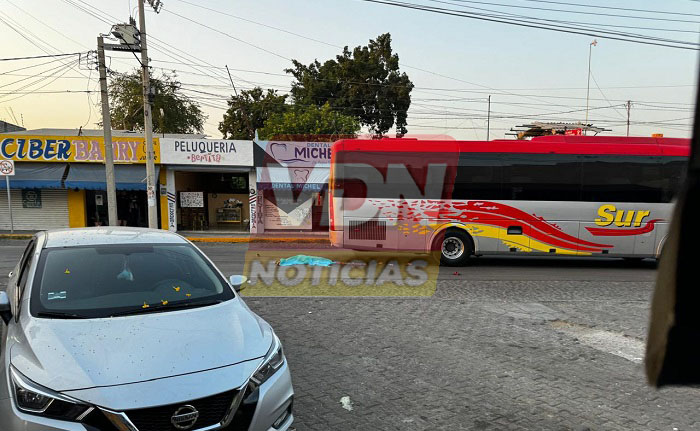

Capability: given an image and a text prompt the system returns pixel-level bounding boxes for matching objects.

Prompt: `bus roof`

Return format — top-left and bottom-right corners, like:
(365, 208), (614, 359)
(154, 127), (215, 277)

(333, 135), (690, 157)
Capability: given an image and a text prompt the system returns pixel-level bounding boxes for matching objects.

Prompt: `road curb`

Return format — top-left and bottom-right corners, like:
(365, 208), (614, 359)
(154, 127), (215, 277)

(185, 237), (330, 244)
(0, 233), (330, 244)
(0, 234), (33, 240)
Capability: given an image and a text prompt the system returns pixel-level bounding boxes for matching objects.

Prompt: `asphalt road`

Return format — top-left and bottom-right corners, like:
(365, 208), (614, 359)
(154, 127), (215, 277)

(2, 240), (696, 431)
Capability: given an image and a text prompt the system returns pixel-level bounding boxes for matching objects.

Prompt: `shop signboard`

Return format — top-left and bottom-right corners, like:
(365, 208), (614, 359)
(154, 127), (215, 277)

(159, 139), (253, 166)
(0, 135), (160, 163)
(256, 141), (331, 167)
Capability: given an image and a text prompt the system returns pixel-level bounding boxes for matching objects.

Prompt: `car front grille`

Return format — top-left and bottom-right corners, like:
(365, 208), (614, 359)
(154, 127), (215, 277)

(124, 389), (238, 431)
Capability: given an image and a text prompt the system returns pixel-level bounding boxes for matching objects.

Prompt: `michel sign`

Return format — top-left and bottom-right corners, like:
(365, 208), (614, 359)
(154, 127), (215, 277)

(0, 136), (160, 163)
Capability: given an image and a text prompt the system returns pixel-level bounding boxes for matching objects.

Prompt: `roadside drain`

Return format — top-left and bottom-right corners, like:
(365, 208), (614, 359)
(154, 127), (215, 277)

(551, 320), (645, 364)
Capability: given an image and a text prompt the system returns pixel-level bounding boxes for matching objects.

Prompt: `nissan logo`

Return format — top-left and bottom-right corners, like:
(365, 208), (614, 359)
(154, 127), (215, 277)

(170, 405), (199, 430)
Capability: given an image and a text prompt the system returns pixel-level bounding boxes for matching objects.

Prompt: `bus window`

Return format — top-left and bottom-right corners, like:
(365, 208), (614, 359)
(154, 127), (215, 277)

(453, 154), (503, 200)
(501, 154), (581, 201)
(660, 157), (687, 202)
(581, 155), (663, 203)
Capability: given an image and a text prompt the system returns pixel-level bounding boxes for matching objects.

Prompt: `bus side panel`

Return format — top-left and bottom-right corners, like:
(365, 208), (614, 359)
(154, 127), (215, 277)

(654, 222), (670, 257)
(579, 222), (634, 257)
(343, 217), (399, 251)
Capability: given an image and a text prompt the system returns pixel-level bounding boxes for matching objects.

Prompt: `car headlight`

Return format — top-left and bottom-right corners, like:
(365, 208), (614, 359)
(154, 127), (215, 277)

(10, 366), (92, 421)
(250, 332), (285, 387)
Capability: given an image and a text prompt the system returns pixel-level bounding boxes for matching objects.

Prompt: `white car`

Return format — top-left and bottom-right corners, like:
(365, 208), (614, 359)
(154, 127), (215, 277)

(0, 227), (293, 431)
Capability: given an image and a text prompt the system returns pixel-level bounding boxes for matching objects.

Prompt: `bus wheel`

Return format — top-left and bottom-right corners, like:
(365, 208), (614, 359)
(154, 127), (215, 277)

(439, 229), (473, 266)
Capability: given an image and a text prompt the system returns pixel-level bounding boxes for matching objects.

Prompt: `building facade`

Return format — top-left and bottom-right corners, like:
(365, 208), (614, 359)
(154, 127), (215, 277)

(159, 138), (255, 233)
(253, 140), (331, 233)
(0, 129), (332, 234)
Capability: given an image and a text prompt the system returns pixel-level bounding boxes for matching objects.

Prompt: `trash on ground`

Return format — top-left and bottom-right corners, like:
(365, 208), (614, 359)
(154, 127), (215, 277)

(278, 255), (335, 267)
(339, 396), (353, 411)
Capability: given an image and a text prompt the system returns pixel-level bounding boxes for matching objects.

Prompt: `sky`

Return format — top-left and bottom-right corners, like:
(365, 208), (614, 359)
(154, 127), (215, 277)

(0, 0), (698, 140)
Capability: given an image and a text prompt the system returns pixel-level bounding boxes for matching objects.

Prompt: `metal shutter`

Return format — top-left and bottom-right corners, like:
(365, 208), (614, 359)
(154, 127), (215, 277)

(0, 189), (69, 230)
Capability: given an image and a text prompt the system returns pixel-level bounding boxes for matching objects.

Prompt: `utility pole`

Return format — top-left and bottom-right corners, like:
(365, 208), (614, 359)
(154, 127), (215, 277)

(138, 0), (158, 229)
(486, 95), (491, 141)
(626, 100), (631, 137)
(226, 64), (255, 138)
(97, 36), (118, 226)
(585, 39), (597, 135)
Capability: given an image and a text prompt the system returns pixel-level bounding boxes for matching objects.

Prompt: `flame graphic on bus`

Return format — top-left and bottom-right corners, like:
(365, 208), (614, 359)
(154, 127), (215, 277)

(369, 199), (632, 255)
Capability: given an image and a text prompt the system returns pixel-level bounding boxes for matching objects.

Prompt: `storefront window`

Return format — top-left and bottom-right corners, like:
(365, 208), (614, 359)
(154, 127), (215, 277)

(174, 172), (250, 232)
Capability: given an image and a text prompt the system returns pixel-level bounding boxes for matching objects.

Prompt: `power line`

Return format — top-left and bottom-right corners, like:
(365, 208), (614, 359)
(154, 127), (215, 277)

(0, 52), (86, 62)
(442, 0), (700, 23)
(357, 0), (700, 50)
(160, 0), (696, 117)
(517, 0), (700, 18)
(422, 0), (700, 46)
(161, 8), (292, 61)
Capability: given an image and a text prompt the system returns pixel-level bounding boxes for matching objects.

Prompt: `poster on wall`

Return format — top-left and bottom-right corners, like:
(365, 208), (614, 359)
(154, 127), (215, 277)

(180, 192), (204, 208)
(21, 189), (41, 208)
(263, 196), (312, 230)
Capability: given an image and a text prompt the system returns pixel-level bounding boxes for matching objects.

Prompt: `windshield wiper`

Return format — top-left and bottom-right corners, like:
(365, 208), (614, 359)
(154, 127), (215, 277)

(37, 311), (88, 319)
(109, 299), (223, 318)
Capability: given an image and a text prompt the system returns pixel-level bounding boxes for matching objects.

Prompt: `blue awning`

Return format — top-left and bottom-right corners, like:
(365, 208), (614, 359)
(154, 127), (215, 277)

(0, 163), (67, 189)
(64, 164), (160, 191)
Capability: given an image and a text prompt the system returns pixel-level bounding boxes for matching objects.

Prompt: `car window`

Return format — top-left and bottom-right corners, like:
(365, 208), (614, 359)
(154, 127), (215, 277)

(29, 243), (233, 318)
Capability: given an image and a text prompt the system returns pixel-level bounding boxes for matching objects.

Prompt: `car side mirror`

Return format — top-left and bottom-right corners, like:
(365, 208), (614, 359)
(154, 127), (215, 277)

(0, 291), (12, 325)
(229, 275), (248, 292)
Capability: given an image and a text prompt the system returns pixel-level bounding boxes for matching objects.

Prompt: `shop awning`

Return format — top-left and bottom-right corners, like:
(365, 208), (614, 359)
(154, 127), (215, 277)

(64, 164), (160, 191)
(0, 163), (67, 189)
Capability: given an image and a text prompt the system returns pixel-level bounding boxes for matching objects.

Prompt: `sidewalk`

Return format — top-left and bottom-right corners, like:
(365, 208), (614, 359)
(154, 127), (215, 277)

(179, 231), (329, 244)
(0, 230), (330, 244)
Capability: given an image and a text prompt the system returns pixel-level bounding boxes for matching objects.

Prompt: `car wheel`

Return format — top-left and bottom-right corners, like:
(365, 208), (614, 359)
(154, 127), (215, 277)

(439, 229), (473, 266)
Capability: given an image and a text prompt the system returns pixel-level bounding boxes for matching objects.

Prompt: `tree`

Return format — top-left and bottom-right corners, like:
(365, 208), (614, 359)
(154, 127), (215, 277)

(258, 103), (360, 141)
(108, 69), (205, 134)
(219, 87), (287, 139)
(286, 33), (413, 137)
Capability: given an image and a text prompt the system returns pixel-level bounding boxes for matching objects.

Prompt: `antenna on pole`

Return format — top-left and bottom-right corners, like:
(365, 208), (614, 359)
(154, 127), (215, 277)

(225, 65), (239, 97)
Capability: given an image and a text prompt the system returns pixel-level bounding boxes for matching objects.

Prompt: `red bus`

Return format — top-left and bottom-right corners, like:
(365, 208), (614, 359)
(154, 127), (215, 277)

(329, 135), (689, 265)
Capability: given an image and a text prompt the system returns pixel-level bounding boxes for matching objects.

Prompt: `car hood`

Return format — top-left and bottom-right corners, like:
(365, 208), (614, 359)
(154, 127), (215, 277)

(10, 298), (272, 392)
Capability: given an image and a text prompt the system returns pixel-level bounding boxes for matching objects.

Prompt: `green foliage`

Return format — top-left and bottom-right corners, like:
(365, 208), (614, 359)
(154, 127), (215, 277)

(108, 69), (205, 134)
(258, 103), (360, 141)
(286, 33), (413, 137)
(219, 87), (287, 139)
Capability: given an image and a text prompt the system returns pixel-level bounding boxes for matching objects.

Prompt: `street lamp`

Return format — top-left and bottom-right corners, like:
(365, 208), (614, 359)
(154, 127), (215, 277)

(585, 39), (597, 134)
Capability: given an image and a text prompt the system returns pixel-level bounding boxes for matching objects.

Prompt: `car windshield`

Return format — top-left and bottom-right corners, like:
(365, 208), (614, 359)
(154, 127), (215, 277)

(30, 243), (233, 319)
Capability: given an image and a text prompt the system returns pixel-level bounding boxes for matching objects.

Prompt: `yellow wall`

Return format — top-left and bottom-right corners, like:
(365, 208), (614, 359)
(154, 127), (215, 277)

(67, 189), (86, 228)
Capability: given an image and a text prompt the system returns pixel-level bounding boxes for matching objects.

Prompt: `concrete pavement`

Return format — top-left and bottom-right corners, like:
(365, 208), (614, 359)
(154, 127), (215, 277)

(0, 240), (694, 430)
